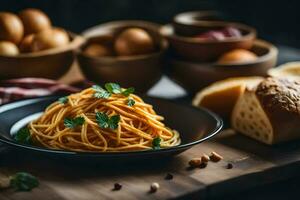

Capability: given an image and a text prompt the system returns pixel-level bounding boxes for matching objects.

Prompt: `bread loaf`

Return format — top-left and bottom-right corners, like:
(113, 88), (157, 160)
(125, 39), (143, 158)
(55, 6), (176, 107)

(232, 77), (300, 144)
(193, 77), (263, 118)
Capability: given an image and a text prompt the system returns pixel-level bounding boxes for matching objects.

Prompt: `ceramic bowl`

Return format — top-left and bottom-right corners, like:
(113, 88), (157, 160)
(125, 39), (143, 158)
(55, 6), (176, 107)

(77, 21), (168, 93)
(0, 32), (84, 80)
(160, 21), (256, 62)
(168, 39), (278, 94)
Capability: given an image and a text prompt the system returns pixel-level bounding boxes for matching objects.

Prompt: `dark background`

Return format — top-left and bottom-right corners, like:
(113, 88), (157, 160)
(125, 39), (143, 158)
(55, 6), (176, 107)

(1, 1), (300, 199)
(1, 0), (300, 48)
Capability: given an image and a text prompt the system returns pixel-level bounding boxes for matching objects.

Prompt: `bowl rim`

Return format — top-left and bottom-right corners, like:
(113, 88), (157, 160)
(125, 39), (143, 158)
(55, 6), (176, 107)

(160, 22), (257, 44)
(0, 95), (223, 156)
(173, 10), (223, 24)
(216, 39), (278, 66)
(0, 32), (85, 59)
(78, 37), (168, 62)
(171, 39), (278, 67)
(78, 20), (169, 62)
(82, 20), (164, 37)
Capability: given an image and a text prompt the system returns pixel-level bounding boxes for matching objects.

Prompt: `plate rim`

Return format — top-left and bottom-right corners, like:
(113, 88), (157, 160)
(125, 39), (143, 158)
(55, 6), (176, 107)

(0, 95), (223, 156)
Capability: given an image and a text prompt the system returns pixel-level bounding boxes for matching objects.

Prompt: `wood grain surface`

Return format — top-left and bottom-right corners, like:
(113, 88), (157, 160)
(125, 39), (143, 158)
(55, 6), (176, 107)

(2, 63), (300, 199)
(1, 129), (300, 200)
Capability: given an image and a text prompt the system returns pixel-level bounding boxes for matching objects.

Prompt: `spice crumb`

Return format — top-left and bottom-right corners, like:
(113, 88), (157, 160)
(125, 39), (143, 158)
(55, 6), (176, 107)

(113, 183), (122, 191)
(189, 158), (202, 168)
(150, 182), (159, 193)
(165, 173), (173, 180)
(201, 154), (210, 163)
(226, 163), (233, 169)
(199, 161), (208, 168)
(209, 151), (223, 162)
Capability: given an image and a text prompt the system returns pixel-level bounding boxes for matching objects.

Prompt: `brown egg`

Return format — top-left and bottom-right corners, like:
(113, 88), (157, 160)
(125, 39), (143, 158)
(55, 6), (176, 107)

(218, 49), (257, 64)
(32, 28), (69, 52)
(19, 8), (51, 35)
(19, 34), (35, 53)
(114, 28), (155, 56)
(84, 43), (112, 57)
(0, 41), (19, 56)
(0, 12), (24, 44)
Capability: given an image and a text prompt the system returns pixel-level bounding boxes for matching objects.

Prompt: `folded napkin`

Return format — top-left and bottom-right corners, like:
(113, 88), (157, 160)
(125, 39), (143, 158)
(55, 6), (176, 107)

(0, 78), (92, 105)
(0, 77), (93, 153)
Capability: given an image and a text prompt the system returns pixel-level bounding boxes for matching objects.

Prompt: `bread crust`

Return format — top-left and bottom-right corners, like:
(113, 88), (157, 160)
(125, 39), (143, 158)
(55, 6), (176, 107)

(255, 78), (300, 143)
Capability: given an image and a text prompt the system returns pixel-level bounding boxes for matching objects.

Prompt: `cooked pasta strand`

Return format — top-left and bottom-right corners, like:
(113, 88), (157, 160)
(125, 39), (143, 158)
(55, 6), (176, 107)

(28, 87), (181, 152)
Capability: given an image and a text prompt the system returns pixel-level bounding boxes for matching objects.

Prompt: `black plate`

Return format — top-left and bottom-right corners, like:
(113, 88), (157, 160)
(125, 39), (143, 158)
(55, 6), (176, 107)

(0, 96), (223, 161)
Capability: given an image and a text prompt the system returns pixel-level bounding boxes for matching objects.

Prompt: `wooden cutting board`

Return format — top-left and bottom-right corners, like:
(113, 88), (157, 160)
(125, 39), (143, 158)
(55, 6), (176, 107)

(1, 129), (300, 200)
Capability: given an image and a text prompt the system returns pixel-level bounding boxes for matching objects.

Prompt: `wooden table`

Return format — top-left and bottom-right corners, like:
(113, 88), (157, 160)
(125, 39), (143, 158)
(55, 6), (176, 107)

(2, 129), (300, 200)
(2, 45), (300, 199)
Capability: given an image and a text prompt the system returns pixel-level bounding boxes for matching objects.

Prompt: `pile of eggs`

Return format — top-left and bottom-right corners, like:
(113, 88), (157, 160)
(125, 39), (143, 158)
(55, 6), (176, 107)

(0, 8), (70, 56)
(84, 28), (156, 57)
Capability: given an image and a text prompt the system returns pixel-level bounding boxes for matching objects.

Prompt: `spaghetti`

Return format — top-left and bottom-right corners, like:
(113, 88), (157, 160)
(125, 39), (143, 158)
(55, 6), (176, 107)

(28, 85), (181, 152)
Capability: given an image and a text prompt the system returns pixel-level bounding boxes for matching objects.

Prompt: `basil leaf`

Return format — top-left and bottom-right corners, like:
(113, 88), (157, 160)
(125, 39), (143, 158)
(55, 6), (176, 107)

(92, 85), (111, 99)
(105, 83), (121, 94)
(127, 98), (135, 106)
(96, 112), (109, 128)
(94, 91), (111, 99)
(93, 83), (135, 97)
(122, 87), (135, 97)
(96, 112), (120, 130)
(92, 85), (102, 90)
(58, 96), (68, 104)
(10, 172), (39, 191)
(108, 115), (120, 129)
(14, 127), (32, 144)
(152, 137), (161, 150)
(64, 117), (85, 129)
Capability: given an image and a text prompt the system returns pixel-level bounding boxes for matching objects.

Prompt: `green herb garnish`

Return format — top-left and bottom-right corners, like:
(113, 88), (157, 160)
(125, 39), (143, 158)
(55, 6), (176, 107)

(95, 112), (109, 128)
(58, 96), (68, 104)
(104, 83), (135, 96)
(92, 85), (111, 99)
(64, 117), (85, 129)
(96, 112), (120, 130)
(10, 172), (39, 191)
(127, 98), (135, 106)
(14, 127), (32, 144)
(122, 87), (135, 97)
(105, 83), (122, 94)
(152, 137), (161, 150)
(108, 115), (121, 129)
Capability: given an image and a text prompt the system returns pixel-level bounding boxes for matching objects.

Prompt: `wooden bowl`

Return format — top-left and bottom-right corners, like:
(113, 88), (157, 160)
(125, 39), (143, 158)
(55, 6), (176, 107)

(173, 11), (224, 35)
(0, 32), (84, 80)
(168, 39), (278, 94)
(160, 22), (256, 62)
(77, 21), (168, 93)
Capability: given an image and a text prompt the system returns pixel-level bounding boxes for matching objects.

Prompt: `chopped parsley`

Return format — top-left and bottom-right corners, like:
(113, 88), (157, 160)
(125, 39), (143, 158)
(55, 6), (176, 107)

(64, 117), (85, 129)
(92, 85), (111, 99)
(127, 98), (135, 106)
(96, 112), (120, 130)
(102, 83), (135, 96)
(10, 172), (39, 191)
(105, 83), (122, 94)
(58, 96), (68, 104)
(152, 137), (161, 150)
(14, 127), (32, 144)
(121, 87), (135, 97)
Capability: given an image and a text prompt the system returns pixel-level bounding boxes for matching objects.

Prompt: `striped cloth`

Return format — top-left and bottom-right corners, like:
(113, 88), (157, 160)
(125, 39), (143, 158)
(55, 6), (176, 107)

(0, 77), (90, 153)
(0, 78), (92, 105)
